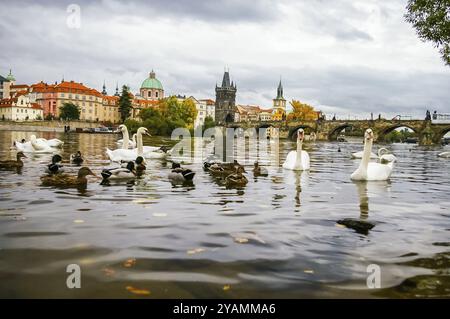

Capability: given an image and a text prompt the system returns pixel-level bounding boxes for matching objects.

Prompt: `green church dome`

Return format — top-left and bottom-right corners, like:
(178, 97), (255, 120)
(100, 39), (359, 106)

(141, 70), (163, 90)
(6, 69), (15, 82)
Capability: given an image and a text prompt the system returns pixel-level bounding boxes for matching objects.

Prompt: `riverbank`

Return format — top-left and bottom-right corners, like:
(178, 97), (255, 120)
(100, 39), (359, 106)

(0, 120), (101, 133)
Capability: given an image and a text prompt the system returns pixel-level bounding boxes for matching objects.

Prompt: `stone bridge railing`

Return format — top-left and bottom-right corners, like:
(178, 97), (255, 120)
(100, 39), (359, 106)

(227, 119), (450, 145)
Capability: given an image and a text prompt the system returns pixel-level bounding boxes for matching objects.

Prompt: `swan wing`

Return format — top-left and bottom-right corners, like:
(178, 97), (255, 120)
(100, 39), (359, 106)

(301, 151), (310, 170)
(282, 151), (298, 170)
(367, 162), (393, 181)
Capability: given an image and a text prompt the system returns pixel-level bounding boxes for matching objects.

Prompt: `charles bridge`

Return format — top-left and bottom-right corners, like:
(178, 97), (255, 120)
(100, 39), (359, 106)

(226, 119), (450, 145)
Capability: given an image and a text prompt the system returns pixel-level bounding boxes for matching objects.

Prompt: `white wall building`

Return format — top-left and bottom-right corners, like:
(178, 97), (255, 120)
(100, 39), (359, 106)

(0, 94), (44, 121)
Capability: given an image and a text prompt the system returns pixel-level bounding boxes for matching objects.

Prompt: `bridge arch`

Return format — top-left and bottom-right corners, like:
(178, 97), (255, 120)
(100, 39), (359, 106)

(377, 124), (419, 143)
(288, 125), (315, 140)
(436, 126), (450, 143)
(328, 124), (355, 141)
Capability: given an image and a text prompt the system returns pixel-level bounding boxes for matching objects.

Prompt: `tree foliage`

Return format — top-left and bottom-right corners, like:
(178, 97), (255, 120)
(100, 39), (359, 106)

(119, 85), (132, 122)
(137, 96), (198, 136)
(59, 102), (80, 120)
(288, 100), (318, 121)
(405, 0), (450, 66)
(203, 116), (216, 132)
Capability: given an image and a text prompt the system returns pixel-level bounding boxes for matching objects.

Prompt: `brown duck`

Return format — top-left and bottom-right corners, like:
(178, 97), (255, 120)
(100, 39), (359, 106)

(225, 166), (248, 187)
(0, 152), (27, 169)
(207, 160), (245, 177)
(41, 167), (96, 187)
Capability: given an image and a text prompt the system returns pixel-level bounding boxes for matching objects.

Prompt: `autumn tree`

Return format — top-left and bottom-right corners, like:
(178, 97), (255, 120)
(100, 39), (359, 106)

(405, 0), (450, 66)
(288, 100), (318, 121)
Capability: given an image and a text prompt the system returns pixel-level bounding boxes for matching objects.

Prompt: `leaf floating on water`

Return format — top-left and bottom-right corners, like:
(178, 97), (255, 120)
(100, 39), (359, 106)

(335, 223), (346, 228)
(126, 286), (151, 296)
(123, 258), (136, 268)
(153, 213), (167, 217)
(74, 219), (84, 224)
(187, 248), (205, 255)
(223, 285), (231, 291)
(304, 269), (315, 274)
(234, 237), (249, 244)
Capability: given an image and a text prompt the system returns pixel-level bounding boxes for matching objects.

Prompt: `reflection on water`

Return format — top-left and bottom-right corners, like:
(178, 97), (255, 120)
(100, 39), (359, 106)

(0, 130), (449, 298)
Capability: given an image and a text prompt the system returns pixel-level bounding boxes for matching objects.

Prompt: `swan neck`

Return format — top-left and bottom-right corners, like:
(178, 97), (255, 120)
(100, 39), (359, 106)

(122, 129), (130, 149)
(359, 138), (372, 171)
(137, 131), (143, 156)
(296, 138), (303, 166)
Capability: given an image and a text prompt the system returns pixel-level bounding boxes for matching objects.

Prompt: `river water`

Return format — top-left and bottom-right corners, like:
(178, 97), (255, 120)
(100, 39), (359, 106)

(0, 130), (449, 298)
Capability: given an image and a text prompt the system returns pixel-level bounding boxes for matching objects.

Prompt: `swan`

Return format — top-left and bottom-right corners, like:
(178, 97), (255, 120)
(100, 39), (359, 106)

(117, 133), (137, 149)
(20, 135), (55, 153)
(351, 129), (394, 181)
(378, 148), (397, 164)
(438, 151), (450, 158)
(282, 128), (310, 171)
(106, 127), (151, 162)
(351, 150), (377, 159)
(36, 138), (64, 148)
(116, 124), (131, 149)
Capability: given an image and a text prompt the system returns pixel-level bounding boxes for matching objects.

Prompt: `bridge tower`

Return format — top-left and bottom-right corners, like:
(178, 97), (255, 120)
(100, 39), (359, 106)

(215, 70), (237, 125)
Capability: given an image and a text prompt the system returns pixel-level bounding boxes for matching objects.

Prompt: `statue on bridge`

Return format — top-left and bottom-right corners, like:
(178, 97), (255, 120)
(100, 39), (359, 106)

(425, 110), (431, 121)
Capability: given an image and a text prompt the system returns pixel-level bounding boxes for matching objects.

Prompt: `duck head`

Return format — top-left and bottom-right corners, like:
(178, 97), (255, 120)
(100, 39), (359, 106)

(253, 161), (259, 168)
(297, 129), (305, 141)
(135, 156), (145, 165)
(171, 162), (181, 169)
(77, 167), (96, 178)
(52, 154), (62, 164)
(16, 152), (27, 160)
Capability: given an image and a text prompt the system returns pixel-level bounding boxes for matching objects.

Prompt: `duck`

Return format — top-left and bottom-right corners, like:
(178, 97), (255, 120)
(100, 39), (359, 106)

(40, 167), (96, 187)
(438, 151), (450, 158)
(378, 148), (397, 164)
(70, 151), (84, 165)
(253, 161), (268, 176)
(168, 162), (195, 182)
(351, 129), (395, 181)
(15, 135), (55, 153)
(101, 161), (136, 180)
(225, 166), (248, 187)
(106, 127), (156, 162)
(134, 156), (147, 177)
(282, 128), (310, 171)
(45, 154), (64, 174)
(206, 160), (245, 177)
(0, 152), (27, 169)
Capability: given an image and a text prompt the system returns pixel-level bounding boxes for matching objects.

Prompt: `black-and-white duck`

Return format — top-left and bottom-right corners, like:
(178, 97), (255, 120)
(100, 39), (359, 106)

(71, 151), (84, 165)
(168, 162), (195, 182)
(45, 154), (64, 174)
(101, 161), (136, 180)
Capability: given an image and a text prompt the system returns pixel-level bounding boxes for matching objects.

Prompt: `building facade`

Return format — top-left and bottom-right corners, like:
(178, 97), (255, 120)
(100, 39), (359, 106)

(0, 70), (16, 99)
(0, 93), (43, 121)
(140, 70), (164, 101)
(215, 71), (237, 125)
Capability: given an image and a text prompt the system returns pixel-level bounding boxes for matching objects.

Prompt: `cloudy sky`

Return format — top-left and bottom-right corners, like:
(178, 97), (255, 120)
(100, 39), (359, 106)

(0, 0), (448, 119)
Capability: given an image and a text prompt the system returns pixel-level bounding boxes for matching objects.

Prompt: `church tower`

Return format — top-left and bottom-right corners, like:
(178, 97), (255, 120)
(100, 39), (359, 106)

(215, 70), (237, 124)
(272, 79), (286, 121)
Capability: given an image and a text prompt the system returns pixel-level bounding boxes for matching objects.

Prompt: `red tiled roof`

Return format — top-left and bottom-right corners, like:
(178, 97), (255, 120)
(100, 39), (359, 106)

(11, 84), (29, 89)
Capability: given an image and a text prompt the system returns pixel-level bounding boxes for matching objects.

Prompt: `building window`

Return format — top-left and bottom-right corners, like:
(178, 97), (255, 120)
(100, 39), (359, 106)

(155, 91), (158, 98)
(148, 91), (151, 98)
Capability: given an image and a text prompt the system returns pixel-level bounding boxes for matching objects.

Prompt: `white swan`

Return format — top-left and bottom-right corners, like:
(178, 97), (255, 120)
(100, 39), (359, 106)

(438, 151), (450, 158)
(117, 133), (137, 149)
(351, 129), (395, 181)
(282, 128), (310, 171)
(378, 148), (397, 164)
(106, 127), (150, 162)
(36, 138), (64, 148)
(15, 135), (55, 153)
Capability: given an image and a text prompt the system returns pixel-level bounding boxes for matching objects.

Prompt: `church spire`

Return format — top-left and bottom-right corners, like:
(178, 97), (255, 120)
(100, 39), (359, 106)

(276, 78), (284, 99)
(102, 80), (107, 95)
(221, 70), (231, 88)
(114, 82), (119, 96)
